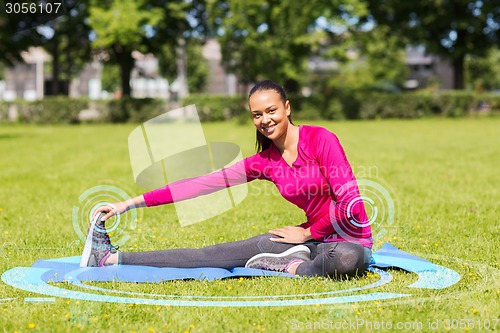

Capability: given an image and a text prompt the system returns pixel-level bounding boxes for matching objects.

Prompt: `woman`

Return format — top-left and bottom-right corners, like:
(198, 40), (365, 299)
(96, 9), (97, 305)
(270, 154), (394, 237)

(82, 80), (373, 278)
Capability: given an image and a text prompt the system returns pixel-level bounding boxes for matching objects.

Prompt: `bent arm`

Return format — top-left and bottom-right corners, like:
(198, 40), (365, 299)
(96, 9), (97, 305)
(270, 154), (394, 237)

(310, 129), (369, 241)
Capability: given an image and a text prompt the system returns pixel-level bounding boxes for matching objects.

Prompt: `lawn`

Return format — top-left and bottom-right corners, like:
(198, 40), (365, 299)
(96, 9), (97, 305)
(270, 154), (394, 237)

(0, 117), (499, 332)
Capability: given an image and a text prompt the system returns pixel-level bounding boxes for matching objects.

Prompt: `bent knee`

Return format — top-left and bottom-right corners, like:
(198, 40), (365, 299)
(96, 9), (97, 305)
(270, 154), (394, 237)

(328, 242), (366, 278)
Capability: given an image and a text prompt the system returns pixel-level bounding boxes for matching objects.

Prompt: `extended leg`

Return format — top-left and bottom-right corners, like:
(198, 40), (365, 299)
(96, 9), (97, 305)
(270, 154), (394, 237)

(120, 233), (298, 269)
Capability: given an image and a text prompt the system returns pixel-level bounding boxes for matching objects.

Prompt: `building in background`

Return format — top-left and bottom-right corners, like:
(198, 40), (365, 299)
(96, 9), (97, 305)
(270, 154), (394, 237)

(0, 47), (170, 101)
(404, 47), (454, 90)
(0, 43), (455, 101)
(201, 39), (237, 95)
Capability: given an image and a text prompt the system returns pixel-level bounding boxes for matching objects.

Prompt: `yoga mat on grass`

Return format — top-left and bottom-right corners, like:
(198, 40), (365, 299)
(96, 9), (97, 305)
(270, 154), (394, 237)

(30, 243), (460, 289)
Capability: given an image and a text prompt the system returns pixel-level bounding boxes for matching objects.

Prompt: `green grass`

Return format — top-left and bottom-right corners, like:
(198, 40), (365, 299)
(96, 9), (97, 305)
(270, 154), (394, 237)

(0, 117), (499, 332)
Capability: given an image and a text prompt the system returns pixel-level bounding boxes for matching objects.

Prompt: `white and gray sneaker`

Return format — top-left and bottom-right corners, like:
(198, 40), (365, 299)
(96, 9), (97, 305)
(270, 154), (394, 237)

(80, 212), (119, 267)
(245, 245), (311, 273)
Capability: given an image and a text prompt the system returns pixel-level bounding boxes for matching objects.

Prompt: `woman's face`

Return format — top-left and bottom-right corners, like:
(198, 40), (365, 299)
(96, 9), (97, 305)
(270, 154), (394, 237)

(249, 90), (291, 141)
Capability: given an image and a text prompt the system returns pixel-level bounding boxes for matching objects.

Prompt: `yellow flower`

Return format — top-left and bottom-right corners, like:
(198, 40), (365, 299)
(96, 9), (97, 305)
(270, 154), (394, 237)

(28, 323), (36, 329)
(189, 324), (195, 329)
(65, 313), (71, 318)
(148, 328), (155, 333)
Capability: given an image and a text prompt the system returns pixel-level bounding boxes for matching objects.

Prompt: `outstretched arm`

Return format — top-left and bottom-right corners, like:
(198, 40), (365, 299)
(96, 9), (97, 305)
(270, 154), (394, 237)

(92, 153), (268, 221)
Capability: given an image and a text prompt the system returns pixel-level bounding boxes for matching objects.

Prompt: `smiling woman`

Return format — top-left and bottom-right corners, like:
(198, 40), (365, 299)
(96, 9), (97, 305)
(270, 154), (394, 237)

(81, 80), (373, 279)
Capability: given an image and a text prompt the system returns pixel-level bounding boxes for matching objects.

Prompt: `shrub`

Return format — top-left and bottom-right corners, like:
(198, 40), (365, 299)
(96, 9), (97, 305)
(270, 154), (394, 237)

(102, 97), (166, 123)
(182, 94), (246, 121)
(16, 97), (88, 124)
(435, 91), (476, 117)
(0, 101), (9, 121)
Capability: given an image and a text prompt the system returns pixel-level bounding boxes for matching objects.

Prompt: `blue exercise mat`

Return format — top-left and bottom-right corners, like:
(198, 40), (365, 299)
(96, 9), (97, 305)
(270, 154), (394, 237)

(29, 243), (460, 289)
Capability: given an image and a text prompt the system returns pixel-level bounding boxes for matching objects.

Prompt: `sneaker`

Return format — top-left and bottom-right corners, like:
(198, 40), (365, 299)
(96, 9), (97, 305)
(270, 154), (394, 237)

(245, 245), (311, 273)
(80, 212), (119, 267)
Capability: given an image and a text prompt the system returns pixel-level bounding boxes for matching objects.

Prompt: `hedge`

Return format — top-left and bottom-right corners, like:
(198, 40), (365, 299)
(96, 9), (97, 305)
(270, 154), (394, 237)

(0, 101), (9, 121)
(101, 97), (167, 123)
(181, 94), (247, 121)
(0, 91), (498, 124)
(296, 90), (500, 120)
(16, 97), (88, 124)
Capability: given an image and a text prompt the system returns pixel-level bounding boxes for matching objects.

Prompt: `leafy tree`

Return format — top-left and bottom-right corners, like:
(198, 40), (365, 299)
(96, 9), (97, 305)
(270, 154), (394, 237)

(89, 0), (163, 96)
(364, 0), (500, 89)
(42, 1), (92, 95)
(209, 0), (367, 92)
(0, 1), (91, 95)
(157, 39), (208, 93)
(101, 63), (120, 93)
(185, 41), (209, 93)
(0, 6), (43, 66)
(466, 47), (500, 91)
(355, 25), (409, 89)
(89, 0), (209, 97)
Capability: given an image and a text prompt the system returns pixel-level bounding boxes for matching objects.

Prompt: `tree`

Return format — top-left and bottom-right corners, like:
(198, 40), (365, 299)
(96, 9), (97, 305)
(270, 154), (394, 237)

(157, 39), (209, 93)
(355, 26), (409, 89)
(0, 1), (91, 96)
(89, 0), (163, 96)
(0, 7), (43, 67)
(150, 0), (213, 94)
(364, 0), (500, 89)
(41, 0), (92, 95)
(466, 47), (500, 91)
(209, 0), (367, 92)
(89, 0), (208, 97)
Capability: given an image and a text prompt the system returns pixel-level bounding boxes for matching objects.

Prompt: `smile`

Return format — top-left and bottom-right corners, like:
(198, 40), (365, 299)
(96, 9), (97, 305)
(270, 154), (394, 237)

(262, 125), (276, 133)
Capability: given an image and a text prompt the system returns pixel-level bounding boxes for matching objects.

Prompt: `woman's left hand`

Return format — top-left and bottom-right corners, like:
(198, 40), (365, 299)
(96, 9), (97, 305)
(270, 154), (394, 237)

(269, 226), (313, 244)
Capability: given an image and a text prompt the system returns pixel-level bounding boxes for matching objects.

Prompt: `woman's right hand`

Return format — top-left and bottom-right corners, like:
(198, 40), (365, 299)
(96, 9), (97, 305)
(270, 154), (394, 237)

(92, 201), (130, 222)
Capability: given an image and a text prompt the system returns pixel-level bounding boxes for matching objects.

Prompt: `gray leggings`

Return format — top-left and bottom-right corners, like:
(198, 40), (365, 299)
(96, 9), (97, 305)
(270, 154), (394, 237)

(121, 234), (372, 278)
